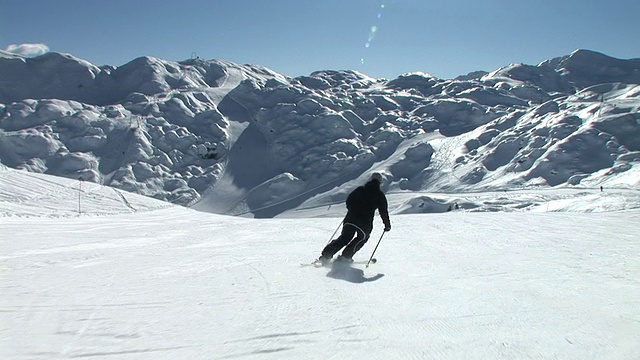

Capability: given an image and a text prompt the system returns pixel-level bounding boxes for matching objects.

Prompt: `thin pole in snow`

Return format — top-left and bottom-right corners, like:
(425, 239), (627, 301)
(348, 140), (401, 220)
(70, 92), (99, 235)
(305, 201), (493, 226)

(78, 177), (84, 215)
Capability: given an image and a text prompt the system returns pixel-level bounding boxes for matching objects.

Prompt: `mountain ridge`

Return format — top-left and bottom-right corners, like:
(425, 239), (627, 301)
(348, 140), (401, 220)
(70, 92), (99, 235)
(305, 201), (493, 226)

(1, 49), (639, 217)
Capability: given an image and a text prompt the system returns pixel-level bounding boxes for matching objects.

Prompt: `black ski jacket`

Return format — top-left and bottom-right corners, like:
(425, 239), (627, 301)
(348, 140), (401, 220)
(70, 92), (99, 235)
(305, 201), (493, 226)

(343, 179), (390, 234)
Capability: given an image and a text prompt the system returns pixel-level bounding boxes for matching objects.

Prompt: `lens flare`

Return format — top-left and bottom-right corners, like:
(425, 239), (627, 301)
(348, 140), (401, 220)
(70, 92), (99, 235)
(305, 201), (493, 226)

(378, 4), (385, 18)
(360, 3), (387, 69)
(367, 26), (378, 44)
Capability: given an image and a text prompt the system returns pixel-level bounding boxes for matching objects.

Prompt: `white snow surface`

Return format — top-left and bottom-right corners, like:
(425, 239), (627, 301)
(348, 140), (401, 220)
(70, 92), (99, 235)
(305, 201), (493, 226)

(1, 166), (639, 359)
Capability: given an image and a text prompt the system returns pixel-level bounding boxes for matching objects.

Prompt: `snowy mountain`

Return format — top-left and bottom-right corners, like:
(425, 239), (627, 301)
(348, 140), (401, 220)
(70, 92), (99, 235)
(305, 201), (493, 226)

(2, 49), (639, 359)
(1, 49), (639, 216)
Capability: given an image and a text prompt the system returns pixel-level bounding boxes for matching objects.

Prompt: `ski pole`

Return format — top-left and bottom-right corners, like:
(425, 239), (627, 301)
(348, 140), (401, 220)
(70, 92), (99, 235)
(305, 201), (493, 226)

(366, 231), (386, 268)
(326, 220), (343, 245)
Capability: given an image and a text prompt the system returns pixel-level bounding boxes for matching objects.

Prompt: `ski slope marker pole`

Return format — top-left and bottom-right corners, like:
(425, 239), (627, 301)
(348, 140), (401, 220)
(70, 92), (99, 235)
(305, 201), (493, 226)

(78, 177), (84, 215)
(366, 231), (385, 268)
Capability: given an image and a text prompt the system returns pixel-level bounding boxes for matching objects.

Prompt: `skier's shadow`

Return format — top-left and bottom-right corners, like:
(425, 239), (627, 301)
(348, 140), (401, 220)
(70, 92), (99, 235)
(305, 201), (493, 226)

(326, 263), (384, 283)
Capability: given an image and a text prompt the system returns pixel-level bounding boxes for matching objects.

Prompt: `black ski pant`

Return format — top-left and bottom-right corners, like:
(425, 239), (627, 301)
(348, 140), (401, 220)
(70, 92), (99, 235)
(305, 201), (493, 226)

(321, 223), (370, 259)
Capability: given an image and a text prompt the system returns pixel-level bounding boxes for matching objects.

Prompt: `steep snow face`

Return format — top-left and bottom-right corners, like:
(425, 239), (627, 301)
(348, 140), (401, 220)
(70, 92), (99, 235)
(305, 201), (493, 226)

(1, 50), (639, 216)
(0, 53), (101, 104)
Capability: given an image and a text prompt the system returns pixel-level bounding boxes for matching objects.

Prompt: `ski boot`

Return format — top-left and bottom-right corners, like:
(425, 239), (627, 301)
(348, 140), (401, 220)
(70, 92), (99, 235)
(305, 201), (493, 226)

(335, 255), (354, 263)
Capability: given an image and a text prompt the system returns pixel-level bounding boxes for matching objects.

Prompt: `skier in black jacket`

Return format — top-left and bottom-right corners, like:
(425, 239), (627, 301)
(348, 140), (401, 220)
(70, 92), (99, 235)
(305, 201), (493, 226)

(319, 173), (391, 263)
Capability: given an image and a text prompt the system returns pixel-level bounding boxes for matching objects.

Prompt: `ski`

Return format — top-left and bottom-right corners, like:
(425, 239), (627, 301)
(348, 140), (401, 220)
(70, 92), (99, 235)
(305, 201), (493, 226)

(301, 258), (377, 267)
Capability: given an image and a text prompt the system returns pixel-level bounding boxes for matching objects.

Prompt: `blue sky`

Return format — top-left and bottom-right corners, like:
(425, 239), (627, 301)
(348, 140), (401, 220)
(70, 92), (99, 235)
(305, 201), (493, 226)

(2, 0), (639, 79)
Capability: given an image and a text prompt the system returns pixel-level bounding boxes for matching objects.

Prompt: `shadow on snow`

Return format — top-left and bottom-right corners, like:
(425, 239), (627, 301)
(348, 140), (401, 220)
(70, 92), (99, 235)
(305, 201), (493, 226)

(326, 263), (384, 283)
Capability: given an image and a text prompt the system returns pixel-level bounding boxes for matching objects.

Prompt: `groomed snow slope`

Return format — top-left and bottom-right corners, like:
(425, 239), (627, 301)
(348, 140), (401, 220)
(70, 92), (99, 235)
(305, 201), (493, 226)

(1, 169), (639, 359)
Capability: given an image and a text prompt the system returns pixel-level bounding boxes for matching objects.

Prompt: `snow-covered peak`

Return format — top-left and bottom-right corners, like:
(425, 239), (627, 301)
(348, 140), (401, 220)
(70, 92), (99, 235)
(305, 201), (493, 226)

(0, 52), (286, 106)
(543, 49), (640, 88)
(481, 50), (640, 93)
(563, 49), (640, 85)
(481, 62), (571, 93)
(0, 52), (100, 104)
(310, 69), (378, 84)
(0, 49), (24, 59)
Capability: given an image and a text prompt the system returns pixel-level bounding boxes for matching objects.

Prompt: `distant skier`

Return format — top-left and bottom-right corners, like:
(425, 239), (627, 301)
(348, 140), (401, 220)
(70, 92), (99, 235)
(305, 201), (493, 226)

(318, 172), (391, 264)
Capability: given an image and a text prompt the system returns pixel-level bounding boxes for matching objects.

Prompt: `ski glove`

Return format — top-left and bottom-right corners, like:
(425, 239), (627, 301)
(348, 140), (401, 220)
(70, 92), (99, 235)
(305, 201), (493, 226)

(384, 225), (391, 232)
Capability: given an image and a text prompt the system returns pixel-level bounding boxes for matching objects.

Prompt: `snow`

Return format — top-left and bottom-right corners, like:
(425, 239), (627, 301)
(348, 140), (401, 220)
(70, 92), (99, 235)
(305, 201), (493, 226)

(2, 49), (639, 216)
(1, 48), (640, 358)
(1, 167), (640, 359)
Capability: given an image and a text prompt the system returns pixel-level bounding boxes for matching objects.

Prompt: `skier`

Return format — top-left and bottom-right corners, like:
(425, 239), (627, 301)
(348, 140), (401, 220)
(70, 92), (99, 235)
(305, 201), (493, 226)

(318, 172), (391, 264)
